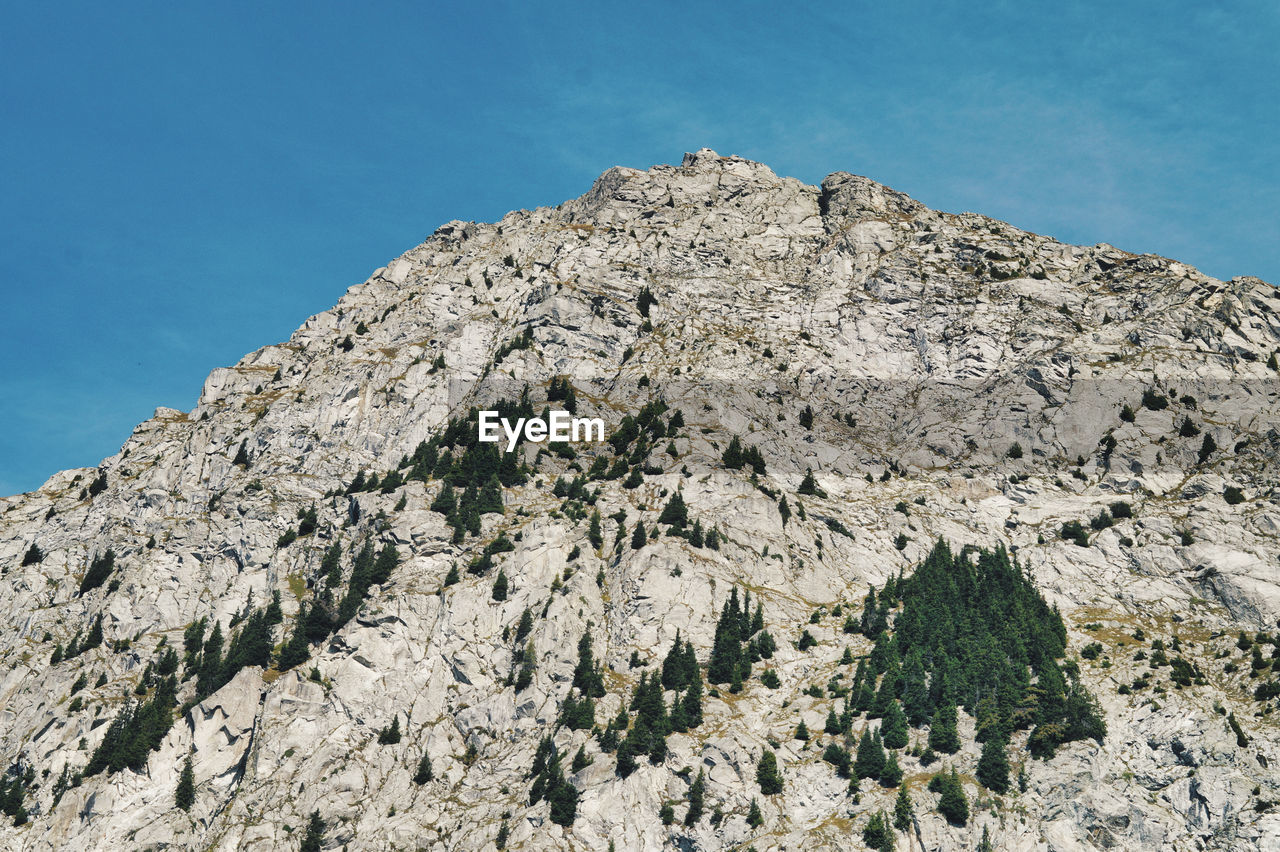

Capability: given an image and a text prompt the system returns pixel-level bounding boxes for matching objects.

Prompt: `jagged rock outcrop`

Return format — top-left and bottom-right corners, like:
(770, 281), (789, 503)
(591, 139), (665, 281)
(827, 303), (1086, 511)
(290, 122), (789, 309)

(1, 149), (1279, 850)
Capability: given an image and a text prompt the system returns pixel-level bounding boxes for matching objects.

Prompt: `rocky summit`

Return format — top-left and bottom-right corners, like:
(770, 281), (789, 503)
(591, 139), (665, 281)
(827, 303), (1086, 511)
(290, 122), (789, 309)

(3, 149), (1280, 851)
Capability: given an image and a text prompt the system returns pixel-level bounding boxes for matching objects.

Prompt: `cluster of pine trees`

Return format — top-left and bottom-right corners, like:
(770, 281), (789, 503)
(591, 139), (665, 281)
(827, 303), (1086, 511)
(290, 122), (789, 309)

(280, 540), (400, 670)
(343, 393), (535, 539)
(547, 375), (578, 412)
(78, 549), (116, 595)
(0, 769), (31, 826)
(494, 327), (535, 364)
(802, 539), (1104, 826)
(881, 540), (1105, 760)
(708, 587), (775, 692)
(84, 674), (178, 776)
(528, 736), (579, 827)
(50, 614), (104, 664)
(721, 436), (766, 474)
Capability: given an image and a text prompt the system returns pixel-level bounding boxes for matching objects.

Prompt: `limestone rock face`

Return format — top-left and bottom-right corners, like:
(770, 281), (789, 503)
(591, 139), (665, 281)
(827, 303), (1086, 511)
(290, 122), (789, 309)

(1, 150), (1279, 850)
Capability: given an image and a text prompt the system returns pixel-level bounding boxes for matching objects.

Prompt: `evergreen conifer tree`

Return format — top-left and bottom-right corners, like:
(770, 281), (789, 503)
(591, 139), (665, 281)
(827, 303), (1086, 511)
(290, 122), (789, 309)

(413, 752), (433, 784)
(936, 767), (969, 825)
(370, 544), (399, 586)
(658, 491), (688, 529)
(882, 700), (909, 749)
(175, 752), (195, 811)
(756, 749), (783, 794)
(685, 769), (706, 824)
(854, 728), (887, 780)
(747, 796), (763, 828)
(880, 751), (903, 787)
(377, 714), (402, 745)
(893, 784), (913, 831)
(976, 736), (1010, 793)
(588, 510), (603, 549)
(571, 634), (607, 698)
(300, 811), (325, 852)
(928, 700), (961, 754)
(682, 676), (703, 728)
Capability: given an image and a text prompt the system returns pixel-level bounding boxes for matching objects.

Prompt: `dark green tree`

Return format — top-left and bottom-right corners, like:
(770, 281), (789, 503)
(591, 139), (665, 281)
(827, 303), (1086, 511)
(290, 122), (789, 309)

(977, 736), (1010, 793)
(936, 767), (969, 826)
(928, 700), (961, 754)
(757, 749), (783, 794)
(175, 752), (195, 811)
(893, 784), (913, 831)
(854, 728), (886, 780)
(880, 751), (903, 787)
(413, 752), (433, 784)
(685, 769), (706, 824)
(882, 700), (909, 749)
(658, 491), (688, 530)
(300, 811), (325, 852)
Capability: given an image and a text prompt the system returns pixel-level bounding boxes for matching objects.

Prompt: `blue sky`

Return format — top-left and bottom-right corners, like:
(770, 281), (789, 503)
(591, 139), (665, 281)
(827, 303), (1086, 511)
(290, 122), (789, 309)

(1, 1), (1277, 496)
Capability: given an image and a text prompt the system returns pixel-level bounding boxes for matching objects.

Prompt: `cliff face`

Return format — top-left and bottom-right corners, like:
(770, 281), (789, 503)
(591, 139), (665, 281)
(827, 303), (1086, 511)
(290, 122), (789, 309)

(2, 149), (1279, 850)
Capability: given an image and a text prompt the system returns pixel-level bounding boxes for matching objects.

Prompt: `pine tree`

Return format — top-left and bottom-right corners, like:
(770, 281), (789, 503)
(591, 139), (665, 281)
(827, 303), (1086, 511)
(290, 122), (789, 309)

(854, 728), (886, 780)
(862, 811), (891, 850)
(685, 769), (706, 824)
(658, 491), (688, 530)
(478, 474), (504, 514)
(882, 700), (909, 749)
(746, 796), (763, 828)
(682, 675), (703, 728)
(896, 646), (924, 705)
(175, 752), (195, 811)
(277, 618), (311, 672)
(778, 495), (791, 526)
(722, 436), (744, 469)
(1198, 432), (1217, 464)
(370, 544), (399, 586)
(689, 520), (704, 547)
(631, 521), (646, 550)
(431, 483), (457, 515)
(879, 751), (903, 787)
(492, 569), (509, 601)
(928, 700), (961, 754)
(196, 621), (224, 698)
(936, 767), (969, 826)
(708, 589), (744, 683)
(661, 631), (690, 690)
(546, 761), (579, 827)
(976, 736), (1010, 793)
(413, 752), (433, 784)
(978, 824), (994, 852)
(893, 784), (913, 831)
(795, 719), (810, 741)
(756, 749), (783, 794)
(377, 714), (402, 745)
(300, 811), (325, 852)
(588, 510), (603, 549)
(572, 634), (607, 698)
